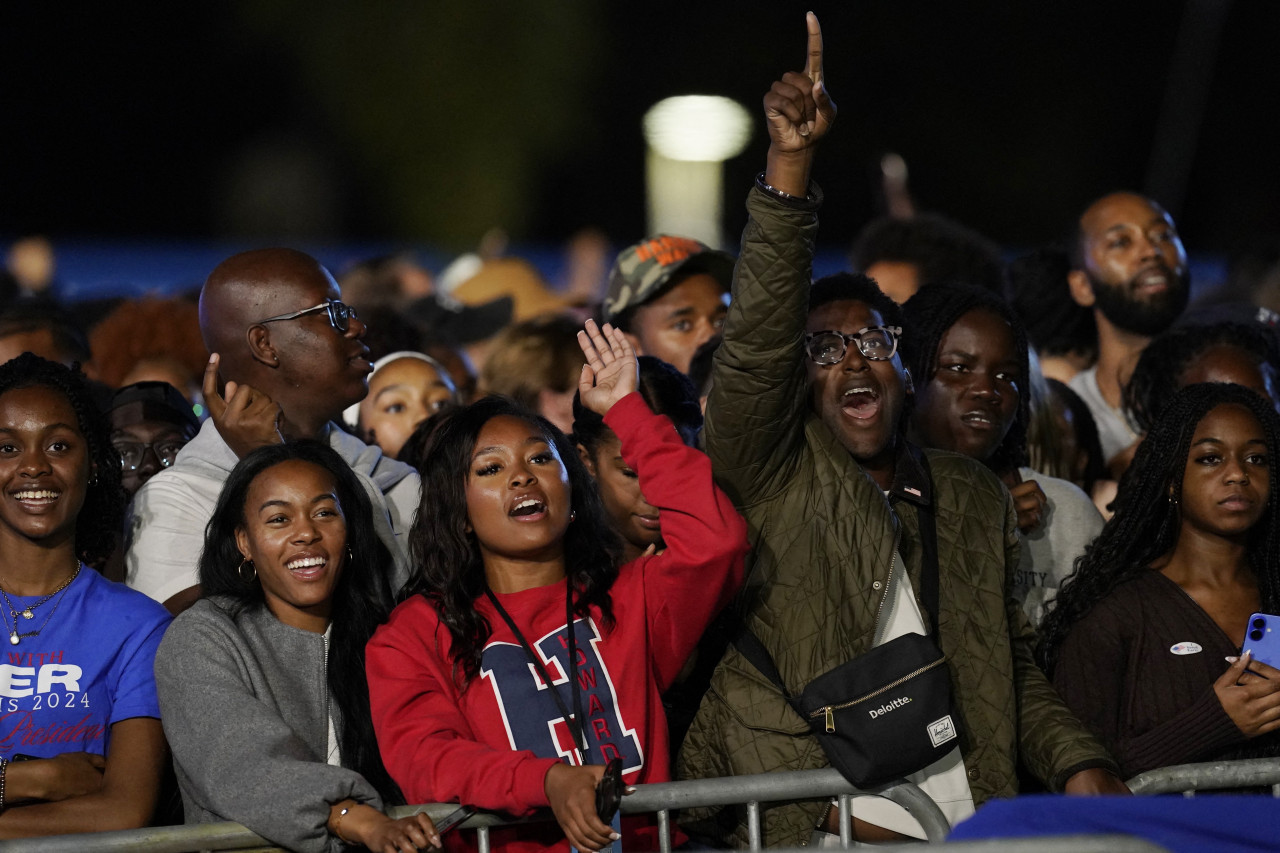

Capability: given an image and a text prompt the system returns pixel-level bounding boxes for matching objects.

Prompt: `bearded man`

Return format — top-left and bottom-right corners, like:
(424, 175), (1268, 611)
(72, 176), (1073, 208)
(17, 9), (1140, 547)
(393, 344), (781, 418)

(1066, 192), (1190, 471)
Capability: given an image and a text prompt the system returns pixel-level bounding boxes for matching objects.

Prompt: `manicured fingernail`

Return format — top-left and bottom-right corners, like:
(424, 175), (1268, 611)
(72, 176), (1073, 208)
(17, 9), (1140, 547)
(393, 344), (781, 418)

(1226, 656), (1239, 663)
(610, 832), (621, 840)
(625, 785), (637, 793)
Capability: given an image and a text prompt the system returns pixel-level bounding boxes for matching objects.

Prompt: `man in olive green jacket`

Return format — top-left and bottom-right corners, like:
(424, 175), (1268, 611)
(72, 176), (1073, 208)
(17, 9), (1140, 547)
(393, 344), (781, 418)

(676, 16), (1125, 847)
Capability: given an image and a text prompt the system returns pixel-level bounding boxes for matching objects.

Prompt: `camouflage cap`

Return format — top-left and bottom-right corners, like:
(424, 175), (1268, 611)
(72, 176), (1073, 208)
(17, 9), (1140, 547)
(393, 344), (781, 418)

(603, 235), (734, 322)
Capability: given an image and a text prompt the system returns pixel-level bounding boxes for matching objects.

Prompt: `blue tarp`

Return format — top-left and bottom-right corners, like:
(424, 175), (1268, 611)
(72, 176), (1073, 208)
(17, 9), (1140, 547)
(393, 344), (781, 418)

(949, 794), (1280, 853)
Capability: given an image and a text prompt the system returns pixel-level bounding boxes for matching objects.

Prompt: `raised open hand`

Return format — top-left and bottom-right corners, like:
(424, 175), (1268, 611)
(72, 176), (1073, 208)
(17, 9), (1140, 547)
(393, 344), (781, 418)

(577, 319), (639, 417)
(202, 352), (284, 458)
(763, 13), (837, 156)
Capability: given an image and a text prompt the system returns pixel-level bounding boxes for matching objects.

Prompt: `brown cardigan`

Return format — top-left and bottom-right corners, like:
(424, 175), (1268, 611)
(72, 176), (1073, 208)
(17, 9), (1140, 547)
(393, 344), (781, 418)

(1053, 569), (1280, 777)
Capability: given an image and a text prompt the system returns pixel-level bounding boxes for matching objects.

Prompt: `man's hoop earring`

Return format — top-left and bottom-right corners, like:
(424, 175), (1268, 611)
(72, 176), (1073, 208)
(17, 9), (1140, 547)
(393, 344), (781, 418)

(238, 558), (257, 584)
(570, 510), (577, 523)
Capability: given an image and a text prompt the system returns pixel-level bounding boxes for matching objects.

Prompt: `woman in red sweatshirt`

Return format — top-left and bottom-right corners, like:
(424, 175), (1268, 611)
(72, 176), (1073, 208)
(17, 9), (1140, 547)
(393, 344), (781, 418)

(366, 321), (747, 853)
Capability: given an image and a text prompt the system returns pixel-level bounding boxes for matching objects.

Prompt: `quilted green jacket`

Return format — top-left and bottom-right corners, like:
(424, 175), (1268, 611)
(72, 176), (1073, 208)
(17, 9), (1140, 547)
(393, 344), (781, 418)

(675, 186), (1117, 846)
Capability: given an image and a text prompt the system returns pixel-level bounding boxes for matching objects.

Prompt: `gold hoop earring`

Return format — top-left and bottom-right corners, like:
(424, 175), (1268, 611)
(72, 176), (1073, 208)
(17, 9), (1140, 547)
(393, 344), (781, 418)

(238, 558), (257, 584)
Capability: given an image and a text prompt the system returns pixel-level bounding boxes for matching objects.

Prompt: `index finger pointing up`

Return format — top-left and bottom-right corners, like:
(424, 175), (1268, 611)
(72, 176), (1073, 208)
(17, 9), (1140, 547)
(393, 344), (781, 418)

(804, 11), (824, 85)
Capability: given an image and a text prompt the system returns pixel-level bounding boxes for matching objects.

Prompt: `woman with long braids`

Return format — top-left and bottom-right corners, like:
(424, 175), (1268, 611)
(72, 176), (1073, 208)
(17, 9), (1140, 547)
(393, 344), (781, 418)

(1040, 382), (1280, 777)
(901, 282), (1104, 626)
(366, 321), (747, 853)
(0, 354), (171, 838)
(154, 441), (440, 853)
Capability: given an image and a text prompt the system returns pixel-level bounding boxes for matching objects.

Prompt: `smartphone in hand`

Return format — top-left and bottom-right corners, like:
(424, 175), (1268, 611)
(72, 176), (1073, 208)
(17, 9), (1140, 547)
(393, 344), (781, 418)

(594, 758), (624, 822)
(1243, 613), (1280, 669)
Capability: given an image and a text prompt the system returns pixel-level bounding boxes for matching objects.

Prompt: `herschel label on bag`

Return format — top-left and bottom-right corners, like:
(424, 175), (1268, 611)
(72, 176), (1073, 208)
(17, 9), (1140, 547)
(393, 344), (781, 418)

(927, 715), (957, 748)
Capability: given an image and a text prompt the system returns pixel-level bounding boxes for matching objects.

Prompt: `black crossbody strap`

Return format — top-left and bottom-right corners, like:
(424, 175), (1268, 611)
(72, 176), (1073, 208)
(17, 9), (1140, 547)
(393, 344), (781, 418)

(914, 452), (941, 642)
(484, 586), (588, 758)
(733, 625), (788, 693)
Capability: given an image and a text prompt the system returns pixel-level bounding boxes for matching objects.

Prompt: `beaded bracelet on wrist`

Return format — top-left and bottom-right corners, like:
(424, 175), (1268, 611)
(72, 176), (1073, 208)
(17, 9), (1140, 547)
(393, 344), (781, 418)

(754, 172), (821, 208)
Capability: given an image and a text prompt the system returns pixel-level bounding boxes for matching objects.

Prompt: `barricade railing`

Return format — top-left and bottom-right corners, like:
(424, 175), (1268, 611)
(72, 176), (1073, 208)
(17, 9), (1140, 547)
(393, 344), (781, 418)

(20, 757), (1274, 853)
(1126, 756), (1280, 797)
(0, 769), (946, 853)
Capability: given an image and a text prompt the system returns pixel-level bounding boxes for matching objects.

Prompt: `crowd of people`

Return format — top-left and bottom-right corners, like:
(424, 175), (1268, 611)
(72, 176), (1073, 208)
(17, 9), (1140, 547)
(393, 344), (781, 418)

(3, 12), (1280, 852)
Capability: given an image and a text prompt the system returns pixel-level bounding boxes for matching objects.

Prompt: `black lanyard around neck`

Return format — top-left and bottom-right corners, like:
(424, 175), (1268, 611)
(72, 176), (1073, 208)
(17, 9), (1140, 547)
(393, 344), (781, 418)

(484, 582), (589, 760)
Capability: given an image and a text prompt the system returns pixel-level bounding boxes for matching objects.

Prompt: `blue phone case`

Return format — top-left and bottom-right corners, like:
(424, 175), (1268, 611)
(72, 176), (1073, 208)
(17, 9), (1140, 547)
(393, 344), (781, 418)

(1242, 612), (1280, 669)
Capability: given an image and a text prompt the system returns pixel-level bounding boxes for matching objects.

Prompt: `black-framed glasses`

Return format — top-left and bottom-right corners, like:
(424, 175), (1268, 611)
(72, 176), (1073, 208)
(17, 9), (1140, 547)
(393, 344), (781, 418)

(804, 326), (902, 365)
(113, 438), (188, 472)
(255, 299), (358, 334)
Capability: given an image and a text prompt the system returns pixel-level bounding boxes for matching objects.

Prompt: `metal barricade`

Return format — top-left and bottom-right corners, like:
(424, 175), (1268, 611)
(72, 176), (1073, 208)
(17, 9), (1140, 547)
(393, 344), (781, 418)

(0, 769), (945, 853)
(1127, 756), (1280, 797)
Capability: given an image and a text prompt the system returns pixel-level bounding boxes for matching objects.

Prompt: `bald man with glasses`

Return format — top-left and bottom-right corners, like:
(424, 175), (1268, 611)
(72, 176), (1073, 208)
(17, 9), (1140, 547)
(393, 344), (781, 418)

(126, 248), (419, 615)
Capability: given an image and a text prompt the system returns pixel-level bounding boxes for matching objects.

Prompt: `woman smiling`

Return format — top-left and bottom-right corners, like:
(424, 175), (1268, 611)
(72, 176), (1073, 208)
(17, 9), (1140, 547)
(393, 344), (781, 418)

(0, 354), (171, 839)
(155, 442), (439, 853)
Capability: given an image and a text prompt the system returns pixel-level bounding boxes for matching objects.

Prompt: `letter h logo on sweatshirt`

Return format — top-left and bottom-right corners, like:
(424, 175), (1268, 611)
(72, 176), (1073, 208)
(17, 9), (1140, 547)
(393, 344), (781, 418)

(480, 617), (643, 771)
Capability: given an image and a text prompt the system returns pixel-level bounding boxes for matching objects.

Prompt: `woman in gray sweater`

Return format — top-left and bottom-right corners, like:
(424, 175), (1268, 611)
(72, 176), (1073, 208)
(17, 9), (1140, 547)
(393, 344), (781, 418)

(155, 441), (440, 853)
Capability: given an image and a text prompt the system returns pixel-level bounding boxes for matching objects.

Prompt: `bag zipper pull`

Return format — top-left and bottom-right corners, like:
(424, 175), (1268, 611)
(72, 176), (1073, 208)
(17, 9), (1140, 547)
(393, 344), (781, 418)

(824, 706), (835, 733)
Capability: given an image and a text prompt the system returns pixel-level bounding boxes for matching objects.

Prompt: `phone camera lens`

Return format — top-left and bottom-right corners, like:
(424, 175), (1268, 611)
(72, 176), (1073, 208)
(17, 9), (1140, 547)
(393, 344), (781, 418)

(1254, 618), (1267, 629)
(1251, 629), (1265, 642)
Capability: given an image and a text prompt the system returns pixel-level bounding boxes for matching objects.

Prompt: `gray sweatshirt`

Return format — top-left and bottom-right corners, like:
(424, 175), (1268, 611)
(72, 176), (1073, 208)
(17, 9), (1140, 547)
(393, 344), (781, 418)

(155, 597), (382, 853)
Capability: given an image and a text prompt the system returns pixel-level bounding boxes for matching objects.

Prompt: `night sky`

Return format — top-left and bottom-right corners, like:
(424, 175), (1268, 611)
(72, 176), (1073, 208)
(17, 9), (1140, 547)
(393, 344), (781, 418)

(4, 1), (1279, 274)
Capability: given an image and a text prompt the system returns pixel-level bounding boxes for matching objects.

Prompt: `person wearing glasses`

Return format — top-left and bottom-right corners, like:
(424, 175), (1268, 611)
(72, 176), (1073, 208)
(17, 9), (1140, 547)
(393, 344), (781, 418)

(676, 15), (1125, 848)
(125, 248), (419, 616)
(108, 381), (200, 500)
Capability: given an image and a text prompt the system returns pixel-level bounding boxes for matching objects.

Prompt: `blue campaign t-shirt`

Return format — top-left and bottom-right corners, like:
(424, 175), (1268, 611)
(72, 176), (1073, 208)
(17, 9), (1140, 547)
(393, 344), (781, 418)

(0, 567), (171, 759)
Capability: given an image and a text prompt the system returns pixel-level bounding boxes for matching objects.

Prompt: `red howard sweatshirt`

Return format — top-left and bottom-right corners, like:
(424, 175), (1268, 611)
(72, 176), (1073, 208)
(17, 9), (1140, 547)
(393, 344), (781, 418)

(366, 393), (748, 852)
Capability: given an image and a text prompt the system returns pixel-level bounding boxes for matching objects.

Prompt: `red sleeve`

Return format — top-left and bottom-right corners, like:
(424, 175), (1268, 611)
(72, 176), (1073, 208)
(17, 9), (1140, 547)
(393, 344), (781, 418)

(365, 599), (561, 814)
(603, 392), (749, 690)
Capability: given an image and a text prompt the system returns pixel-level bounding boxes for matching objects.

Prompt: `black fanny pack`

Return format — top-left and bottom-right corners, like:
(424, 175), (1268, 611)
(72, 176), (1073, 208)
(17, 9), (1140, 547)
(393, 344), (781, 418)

(734, 458), (960, 787)
(736, 622), (956, 787)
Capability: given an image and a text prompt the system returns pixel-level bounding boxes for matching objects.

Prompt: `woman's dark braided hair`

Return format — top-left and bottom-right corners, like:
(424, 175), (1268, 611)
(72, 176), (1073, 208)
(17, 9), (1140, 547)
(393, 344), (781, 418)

(198, 441), (404, 803)
(1124, 321), (1280, 434)
(0, 352), (122, 566)
(900, 282), (1031, 475)
(1039, 382), (1280, 675)
(403, 395), (623, 687)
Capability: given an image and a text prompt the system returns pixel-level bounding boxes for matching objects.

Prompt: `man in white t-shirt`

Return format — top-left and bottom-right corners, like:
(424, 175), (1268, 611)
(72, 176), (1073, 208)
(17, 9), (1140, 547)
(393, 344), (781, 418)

(126, 249), (419, 614)
(1066, 192), (1189, 472)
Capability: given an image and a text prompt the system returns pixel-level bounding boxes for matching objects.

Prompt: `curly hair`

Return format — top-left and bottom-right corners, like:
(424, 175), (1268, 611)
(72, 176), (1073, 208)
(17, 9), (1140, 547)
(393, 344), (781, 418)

(0, 352), (122, 566)
(88, 297), (207, 389)
(572, 356), (703, 452)
(850, 213), (1005, 294)
(197, 441), (403, 803)
(404, 395), (623, 686)
(1124, 322), (1280, 434)
(900, 282), (1031, 475)
(1039, 383), (1280, 674)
